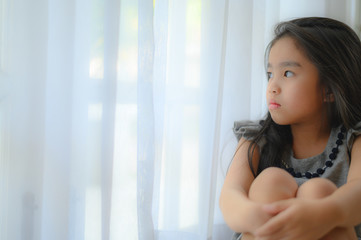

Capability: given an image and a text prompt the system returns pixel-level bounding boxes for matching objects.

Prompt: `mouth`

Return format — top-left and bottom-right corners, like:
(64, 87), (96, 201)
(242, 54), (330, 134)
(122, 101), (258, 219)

(268, 100), (281, 110)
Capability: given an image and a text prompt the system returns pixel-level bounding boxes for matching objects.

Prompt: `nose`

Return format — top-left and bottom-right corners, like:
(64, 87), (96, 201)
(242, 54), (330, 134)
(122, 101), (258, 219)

(268, 80), (281, 94)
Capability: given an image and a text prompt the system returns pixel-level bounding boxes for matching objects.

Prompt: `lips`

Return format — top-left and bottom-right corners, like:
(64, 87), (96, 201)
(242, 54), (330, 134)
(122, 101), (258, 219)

(268, 100), (281, 110)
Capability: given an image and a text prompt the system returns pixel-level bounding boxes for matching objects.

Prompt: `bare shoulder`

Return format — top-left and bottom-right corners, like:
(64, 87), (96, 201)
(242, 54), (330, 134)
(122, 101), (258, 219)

(348, 135), (361, 182)
(222, 138), (260, 194)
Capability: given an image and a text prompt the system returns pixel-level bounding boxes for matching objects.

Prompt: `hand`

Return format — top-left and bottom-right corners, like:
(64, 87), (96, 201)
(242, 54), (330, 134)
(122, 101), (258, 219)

(254, 198), (337, 240)
(242, 202), (274, 235)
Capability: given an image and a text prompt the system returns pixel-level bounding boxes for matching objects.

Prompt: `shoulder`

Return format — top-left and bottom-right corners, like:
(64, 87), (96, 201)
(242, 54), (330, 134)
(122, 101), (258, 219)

(347, 135), (361, 182)
(346, 122), (361, 152)
(346, 123), (361, 181)
(224, 137), (260, 192)
(233, 120), (267, 154)
(233, 120), (263, 141)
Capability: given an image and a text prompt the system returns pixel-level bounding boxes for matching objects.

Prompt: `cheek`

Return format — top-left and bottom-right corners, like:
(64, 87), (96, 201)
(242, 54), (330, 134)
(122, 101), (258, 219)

(287, 85), (323, 109)
(286, 87), (304, 104)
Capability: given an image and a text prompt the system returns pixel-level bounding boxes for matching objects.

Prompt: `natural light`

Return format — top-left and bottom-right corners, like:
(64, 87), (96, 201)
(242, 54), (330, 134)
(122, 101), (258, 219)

(2, 0), (361, 239)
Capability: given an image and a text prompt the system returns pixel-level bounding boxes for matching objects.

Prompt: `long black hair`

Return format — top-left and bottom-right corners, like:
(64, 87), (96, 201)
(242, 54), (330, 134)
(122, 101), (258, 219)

(248, 17), (361, 177)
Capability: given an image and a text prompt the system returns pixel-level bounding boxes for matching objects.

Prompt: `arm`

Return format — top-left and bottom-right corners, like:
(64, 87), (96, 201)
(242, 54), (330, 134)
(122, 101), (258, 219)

(328, 135), (361, 227)
(219, 138), (270, 233)
(255, 135), (361, 239)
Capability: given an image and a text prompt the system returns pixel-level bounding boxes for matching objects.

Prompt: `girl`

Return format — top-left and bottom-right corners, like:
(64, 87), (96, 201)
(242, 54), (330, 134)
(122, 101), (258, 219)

(220, 17), (361, 240)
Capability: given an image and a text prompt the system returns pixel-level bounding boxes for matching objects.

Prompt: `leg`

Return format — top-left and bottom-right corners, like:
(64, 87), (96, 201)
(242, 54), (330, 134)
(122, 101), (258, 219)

(297, 178), (357, 240)
(296, 177), (337, 199)
(242, 167), (298, 240)
(249, 167), (298, 203)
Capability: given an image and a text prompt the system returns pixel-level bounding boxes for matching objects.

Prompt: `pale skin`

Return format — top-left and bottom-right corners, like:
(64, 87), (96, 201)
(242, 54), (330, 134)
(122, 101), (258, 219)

(219, 37), (361, 240)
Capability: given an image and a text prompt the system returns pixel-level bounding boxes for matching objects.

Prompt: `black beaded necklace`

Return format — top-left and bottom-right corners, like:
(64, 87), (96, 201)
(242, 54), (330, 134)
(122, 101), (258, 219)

(283, 126), (346, 179)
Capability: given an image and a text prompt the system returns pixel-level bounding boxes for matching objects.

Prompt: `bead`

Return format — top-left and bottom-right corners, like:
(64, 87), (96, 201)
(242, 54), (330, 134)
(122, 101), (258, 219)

(336, 139), (343, 145)
(326, 160), (333, 167)
(329, 153), (336, 160)
(305, 172), (312, 179)
(338, 133), (344, 139)
(312, 173), (319, 178)
(282, 126), (344, 178)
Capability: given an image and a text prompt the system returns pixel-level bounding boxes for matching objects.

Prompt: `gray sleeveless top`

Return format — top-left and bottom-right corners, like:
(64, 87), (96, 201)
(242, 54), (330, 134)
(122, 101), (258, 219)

(232, 121), (361, 239)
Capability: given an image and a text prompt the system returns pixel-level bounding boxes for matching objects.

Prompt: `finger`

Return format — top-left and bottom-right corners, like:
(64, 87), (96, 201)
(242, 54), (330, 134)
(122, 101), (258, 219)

(255, 219), (283, 237)
(255, 210), (290, 237)
(262, 204), (282, 215)
(255, 226), (293, 240)
(262, 200), (292, 215)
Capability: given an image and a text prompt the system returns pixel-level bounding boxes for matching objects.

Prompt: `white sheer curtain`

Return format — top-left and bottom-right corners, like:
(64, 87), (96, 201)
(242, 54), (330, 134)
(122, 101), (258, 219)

(0, 0), (360, 240)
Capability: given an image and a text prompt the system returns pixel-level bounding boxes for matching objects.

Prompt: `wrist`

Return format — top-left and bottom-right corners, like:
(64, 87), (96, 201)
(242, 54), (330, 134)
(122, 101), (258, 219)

(322, 197), (346, 228)
(220, 190), (259, 233)
(241, 201), (272, 233)
(225, 200), (269, 234)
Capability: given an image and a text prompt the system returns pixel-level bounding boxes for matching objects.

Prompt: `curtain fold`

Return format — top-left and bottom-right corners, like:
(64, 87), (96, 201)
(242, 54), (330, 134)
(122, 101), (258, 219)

(0, 0), (360, 239)
(207, 0), (229, 238)
(42, 0), (74, 238)
(152, 0), (169, 236)
(101, 0), (120, 239)
(137, 0), (156, 239)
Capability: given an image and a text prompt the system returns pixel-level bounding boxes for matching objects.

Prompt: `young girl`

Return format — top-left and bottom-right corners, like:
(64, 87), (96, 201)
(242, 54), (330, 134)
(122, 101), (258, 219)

(220, 17), (361, 240)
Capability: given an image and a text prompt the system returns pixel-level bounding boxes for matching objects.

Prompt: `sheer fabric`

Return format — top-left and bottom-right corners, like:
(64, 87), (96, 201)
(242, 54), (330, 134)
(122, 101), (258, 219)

(0, 0), (360, 239)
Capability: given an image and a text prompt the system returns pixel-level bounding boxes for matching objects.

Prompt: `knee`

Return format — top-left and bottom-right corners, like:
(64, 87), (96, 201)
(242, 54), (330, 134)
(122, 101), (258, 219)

(297, 178), (337, 199)
(249, 167), (298, 203)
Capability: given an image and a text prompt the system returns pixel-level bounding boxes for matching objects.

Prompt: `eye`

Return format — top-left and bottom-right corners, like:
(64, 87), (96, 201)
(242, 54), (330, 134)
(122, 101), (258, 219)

(267, 72), (273, 80)
(284, 71), (294, 77)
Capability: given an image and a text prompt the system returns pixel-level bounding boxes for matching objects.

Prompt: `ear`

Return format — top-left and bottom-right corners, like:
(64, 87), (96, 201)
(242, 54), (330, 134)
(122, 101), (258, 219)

(323, 88), (335, 102)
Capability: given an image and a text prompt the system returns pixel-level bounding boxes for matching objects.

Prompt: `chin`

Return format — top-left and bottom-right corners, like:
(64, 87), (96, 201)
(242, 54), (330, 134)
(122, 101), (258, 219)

(270, 115), (290, 126)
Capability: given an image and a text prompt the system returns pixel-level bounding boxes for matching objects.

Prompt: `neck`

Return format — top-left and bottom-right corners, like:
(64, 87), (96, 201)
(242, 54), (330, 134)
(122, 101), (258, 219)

(291, 122), (331, 159)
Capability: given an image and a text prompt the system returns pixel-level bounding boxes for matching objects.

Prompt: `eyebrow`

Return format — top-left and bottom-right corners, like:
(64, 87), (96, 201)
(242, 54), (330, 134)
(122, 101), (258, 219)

(267, 61), (302, 68)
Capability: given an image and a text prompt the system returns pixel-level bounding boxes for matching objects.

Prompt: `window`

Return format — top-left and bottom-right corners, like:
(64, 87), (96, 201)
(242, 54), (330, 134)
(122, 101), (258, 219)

(0, 0), (7, 73)
(0, 1), (9, 238)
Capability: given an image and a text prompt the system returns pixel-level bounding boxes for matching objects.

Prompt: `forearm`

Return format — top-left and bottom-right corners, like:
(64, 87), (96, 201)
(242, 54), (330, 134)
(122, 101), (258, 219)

(220, 188), (269, 233)
(328, 178), (361, 228)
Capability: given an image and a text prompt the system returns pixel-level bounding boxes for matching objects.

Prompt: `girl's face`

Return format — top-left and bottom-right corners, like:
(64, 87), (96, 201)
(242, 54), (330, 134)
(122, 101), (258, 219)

(266, 36), (327, 126)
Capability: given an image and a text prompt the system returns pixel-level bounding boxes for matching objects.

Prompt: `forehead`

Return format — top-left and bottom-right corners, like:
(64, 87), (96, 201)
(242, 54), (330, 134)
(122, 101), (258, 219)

(268, 36), (309, 67)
